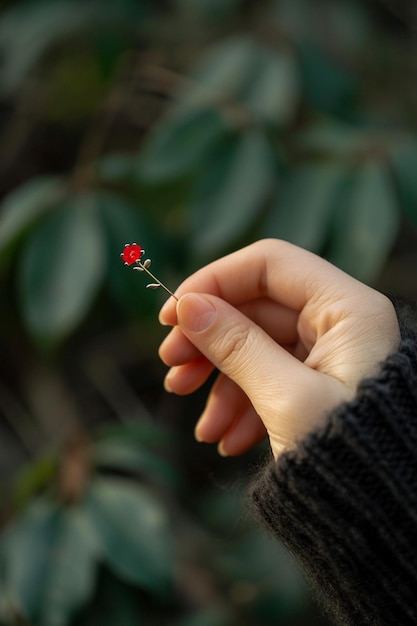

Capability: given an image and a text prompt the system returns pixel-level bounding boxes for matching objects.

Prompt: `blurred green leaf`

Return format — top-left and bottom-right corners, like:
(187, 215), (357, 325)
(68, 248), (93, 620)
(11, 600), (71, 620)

(389, 139), (417, 228)
(96, 192), (150, 252)
(97, 420), (174, 447)
(97, 191), (149, 242)
(297, 121), (380, 156)
(272, 0), (371, 56)
(101, 0), (150, 20)
(0, 2), (99, 94)
(179, 37), (299, 128)
(40, 508), (99, 626)
(1, 498), (58, 620)
(98, 153), (136, 184)
(263, 161), (348, 251)
(0, 0), (146, 95)
(231, 531), (306, 599)
(327, 162), (400, 281)
(133, 177), (193, 228)
(76, 567), (141, 626)
(18, 195), (105, 344)
(174, 0), (243, 20)
(138, 108), (228, 183)
(0, 586), (7, 626)
(0, 177), (66, 254)
(177, 607), (233, 626)
(297, 41), (356, 115)
(245, 48), (299, 126)
(94, 440), (182, 490)
(191, 130), (276, 255)
(178, 37), (257, 108)
(197, 487), (244, 533)
(0, 557), (4, 608)
(0, 552), (7, 624)
(86, 478), (173, 594)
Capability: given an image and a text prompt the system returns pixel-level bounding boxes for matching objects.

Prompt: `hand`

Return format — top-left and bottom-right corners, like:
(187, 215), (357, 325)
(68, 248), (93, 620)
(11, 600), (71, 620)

(158, 239), (400, 459)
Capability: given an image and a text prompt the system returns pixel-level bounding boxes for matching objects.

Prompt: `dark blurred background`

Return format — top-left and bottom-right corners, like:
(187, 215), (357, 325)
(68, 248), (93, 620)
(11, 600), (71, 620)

(0, 0), (417, 624)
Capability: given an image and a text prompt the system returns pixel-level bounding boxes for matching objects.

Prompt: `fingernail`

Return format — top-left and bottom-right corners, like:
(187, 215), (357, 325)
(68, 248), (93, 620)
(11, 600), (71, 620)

(178, 294), (216, 333)
(158, 302), (172, 326)
(194, 429), (204, 443)
(163, 373), (173, 393)
(217, 441), (228, 457)
(194, 413), (207, 443)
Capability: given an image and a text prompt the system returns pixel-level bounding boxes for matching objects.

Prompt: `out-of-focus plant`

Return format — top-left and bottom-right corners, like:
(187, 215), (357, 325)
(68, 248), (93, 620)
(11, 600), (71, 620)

(0, 2), (416, 625)
(135, 12), (416, 276)
(0, 421), (176, 626)
(0, 180), (153, 345)
(1, 0), (417, 347)
(0, 421), (318, 626)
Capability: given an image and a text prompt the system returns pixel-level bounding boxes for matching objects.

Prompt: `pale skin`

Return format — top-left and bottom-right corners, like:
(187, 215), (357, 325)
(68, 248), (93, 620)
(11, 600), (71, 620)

(158, 239), (401, 459)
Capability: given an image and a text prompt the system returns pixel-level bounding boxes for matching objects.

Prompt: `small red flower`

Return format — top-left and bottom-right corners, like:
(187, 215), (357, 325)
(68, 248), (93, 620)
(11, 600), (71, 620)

(121, 243), (142, 265)
(121, 243), (177, 300)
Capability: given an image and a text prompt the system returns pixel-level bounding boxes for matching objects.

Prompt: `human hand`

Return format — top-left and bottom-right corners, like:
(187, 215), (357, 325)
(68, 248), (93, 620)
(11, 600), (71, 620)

(158, 240), (400, 459)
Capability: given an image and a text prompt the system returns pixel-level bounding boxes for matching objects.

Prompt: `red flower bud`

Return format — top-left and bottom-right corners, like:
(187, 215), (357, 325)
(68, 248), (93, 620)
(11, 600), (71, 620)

(121, 243), (142, 265)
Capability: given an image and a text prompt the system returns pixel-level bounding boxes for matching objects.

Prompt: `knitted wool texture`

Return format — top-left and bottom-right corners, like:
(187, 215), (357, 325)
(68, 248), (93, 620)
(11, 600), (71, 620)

(250, 323), (417, 626)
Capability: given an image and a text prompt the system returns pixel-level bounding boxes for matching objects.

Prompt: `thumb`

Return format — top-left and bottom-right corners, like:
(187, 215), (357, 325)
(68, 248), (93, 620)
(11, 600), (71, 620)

(176, 292), (307, 417)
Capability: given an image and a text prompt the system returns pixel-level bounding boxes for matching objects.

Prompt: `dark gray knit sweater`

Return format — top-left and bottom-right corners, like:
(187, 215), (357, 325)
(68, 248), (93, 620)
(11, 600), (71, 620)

(250, 321), (417, 625)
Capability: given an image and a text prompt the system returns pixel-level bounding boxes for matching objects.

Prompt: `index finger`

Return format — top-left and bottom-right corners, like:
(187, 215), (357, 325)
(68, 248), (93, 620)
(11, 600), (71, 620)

(159, 239), (352, 326)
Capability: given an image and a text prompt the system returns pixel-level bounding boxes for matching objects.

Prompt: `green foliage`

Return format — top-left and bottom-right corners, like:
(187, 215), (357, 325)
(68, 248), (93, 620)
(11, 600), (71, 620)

(0, 2), (96, 95)
(176, 36), (300, 127)
(18, 196), (106, 344)
(138, 108), (229, 183)
(176, 607), (233, 626)
(326, 162), (400, 280)
(0, 177), (67, 254)
(0, 183), (156, 344)
(0, 2), (416, 625)
(297, 41), (356, 115)
(0, 424), (314, 626)
(0, 0), (146, 95)
(173, 0), (244, 21)
(263, 161), (348, 251)
(12, 456), (57, 511)
(190, 129), (276, 255)
(85, 478), (172, 594)
(76, 569), (142, 626)
(1, 499), (59, 620)
(0, 426), (176, 626)
(390, 139), (417, 228)
(94, 439), (182, 489)
(0, 0), (415, 345)
(39, 507), (98, 626)
(0, 486), (171, 625)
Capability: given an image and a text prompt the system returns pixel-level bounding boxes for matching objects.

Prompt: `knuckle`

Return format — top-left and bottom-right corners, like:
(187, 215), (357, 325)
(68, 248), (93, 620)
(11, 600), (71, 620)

(214, 324), (253, 373)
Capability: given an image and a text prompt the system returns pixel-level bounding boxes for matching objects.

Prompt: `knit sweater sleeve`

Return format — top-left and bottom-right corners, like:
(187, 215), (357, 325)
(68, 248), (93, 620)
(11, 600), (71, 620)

(249, 322), (417, 626)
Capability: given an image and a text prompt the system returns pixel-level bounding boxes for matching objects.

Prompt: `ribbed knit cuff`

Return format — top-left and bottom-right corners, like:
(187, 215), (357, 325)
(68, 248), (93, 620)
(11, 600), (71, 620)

(250, 330), (417, 626)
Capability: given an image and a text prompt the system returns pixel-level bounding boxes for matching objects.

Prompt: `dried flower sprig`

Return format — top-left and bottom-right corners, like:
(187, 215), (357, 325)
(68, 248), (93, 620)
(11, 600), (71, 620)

(121, 243), (178, 300)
